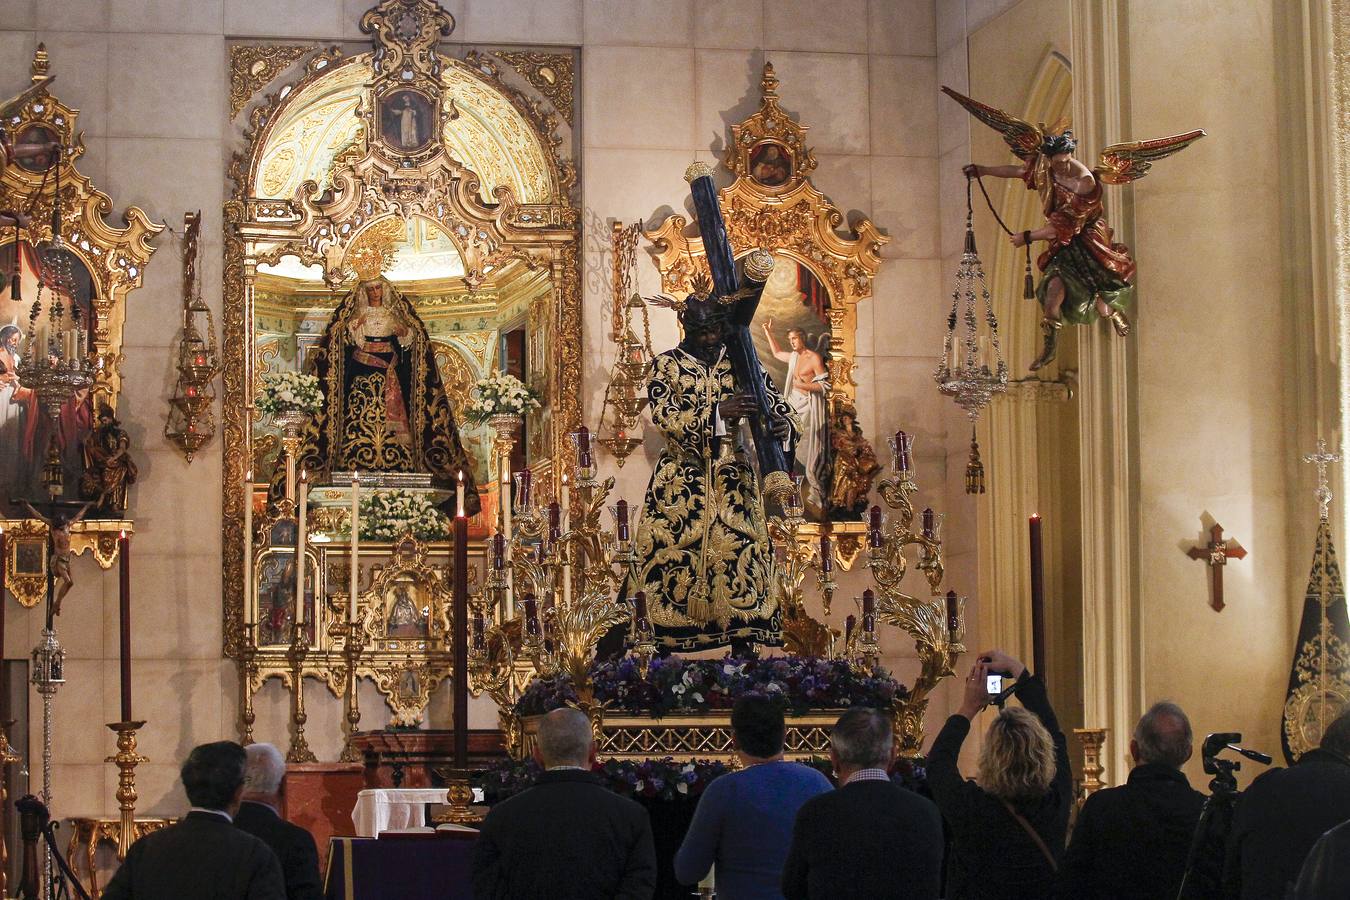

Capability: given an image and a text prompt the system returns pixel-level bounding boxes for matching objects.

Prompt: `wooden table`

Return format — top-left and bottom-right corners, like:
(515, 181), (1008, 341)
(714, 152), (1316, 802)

(66, 816), (174, 899)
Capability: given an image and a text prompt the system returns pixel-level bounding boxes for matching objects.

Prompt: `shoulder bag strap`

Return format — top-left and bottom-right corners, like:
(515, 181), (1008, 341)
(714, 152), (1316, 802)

(999, 799), (1058, 873)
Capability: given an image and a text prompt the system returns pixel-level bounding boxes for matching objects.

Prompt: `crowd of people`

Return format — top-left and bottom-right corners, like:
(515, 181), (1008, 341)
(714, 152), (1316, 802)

(99, 647), (1350, 899)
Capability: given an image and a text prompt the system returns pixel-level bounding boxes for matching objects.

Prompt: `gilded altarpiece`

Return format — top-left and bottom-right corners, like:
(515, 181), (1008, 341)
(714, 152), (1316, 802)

(645, 63), (886, 547)
(0, 48), (161, 601)
(222, 0), (579, 728)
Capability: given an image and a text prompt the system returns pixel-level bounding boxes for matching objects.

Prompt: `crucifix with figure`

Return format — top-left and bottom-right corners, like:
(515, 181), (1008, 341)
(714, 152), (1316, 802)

(1187, 523), (1247, 612)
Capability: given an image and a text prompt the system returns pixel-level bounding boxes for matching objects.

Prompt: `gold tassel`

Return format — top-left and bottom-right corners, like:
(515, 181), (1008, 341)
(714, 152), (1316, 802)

(965, 428), (986, 495)
(1023, 246), (1036, 300)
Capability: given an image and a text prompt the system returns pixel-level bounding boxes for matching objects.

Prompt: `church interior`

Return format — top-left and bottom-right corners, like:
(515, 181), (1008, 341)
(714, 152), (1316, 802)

(0, 0), (1345, 897)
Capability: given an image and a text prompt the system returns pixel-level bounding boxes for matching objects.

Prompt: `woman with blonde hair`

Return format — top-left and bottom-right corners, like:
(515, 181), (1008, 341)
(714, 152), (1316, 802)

(926, 649), (1072, 898)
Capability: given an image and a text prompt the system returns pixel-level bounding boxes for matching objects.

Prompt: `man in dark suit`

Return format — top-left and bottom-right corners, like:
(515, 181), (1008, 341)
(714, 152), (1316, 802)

(103, 740), (285, 900)
(1225, 709), (1350, 899)
(235, 743), (323, 900)
(1057, 701), (1205, 898)
(472, 707), (656, 899)
(782, 708), (944, 900)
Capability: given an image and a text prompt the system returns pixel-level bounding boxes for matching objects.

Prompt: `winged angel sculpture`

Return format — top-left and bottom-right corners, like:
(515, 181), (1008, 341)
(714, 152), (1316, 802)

(944, 86), (1205, 371)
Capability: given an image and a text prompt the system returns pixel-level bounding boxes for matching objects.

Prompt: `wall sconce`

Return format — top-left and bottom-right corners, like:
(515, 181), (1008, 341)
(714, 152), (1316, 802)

(164, 211), (219, 461)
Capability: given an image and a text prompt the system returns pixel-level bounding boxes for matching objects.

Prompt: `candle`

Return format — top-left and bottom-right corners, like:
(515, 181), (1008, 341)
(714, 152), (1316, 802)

(471, 610), (486, 652)
(819, 534), (832, 573)
(349, 474), (360, 620)
(844, 614), (856, 646)
(862, 589), (875, 618)
(516, 468), (532, 511)
(243, 470), (254, 627)
(547, 502), (561, 546)
(453, 499), (469, 770)
(523, 594), (540, 636)
(946, 590), (960, 635)
(615, 499), (629, 543)
(1029, 514), (1045, 677)
(295, 471), (308, 629)
(456, 470), (465, 518)
(893, 430), (911, 473)
(922, 507), (935, 540)
(118, 530), (132, 722)
(633, 591), (648, 621)
(576, 425), (592, 468)
(491, 532), (505, 570)
(868, 505), (883, 548)
(863, 613), (876, 634)
(560, 473), (570, 526)
(285, 445), (296, 502)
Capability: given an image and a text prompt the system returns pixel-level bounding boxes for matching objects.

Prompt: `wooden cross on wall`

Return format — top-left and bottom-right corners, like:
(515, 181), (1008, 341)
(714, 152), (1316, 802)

(1187, 523), (1247, 612)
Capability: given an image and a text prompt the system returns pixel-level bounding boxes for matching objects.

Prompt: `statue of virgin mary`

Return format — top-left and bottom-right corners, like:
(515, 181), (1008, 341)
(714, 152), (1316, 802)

(280, 272), (480, 516)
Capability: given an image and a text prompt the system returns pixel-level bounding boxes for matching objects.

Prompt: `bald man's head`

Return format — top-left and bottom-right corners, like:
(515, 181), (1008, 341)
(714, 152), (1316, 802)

(535, 707), (594, 769)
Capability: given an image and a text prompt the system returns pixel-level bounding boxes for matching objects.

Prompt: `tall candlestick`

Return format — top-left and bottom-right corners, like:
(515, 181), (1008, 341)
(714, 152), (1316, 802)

(1029, 514), (1045, 677)
(118, 531), (132, 722)
(295, 472), (308, 629)
(243, 471), (253, 627)
(452, 506), (469, 771)
(349, 475), (360, 621)
(819, 534), (832, 573)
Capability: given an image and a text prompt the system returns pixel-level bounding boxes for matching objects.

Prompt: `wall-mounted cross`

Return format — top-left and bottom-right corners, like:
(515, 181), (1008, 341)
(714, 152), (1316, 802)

(1187, 523), (1247, 612)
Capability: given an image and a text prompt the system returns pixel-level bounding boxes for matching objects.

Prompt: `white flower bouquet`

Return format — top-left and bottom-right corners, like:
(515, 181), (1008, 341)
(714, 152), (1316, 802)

(358, 489), (448, 542)
(256, 371), (324, 418)
(462, 372), (540, 425)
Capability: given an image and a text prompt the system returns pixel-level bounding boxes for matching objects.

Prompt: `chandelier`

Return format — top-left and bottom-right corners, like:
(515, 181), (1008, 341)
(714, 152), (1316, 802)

(934, 174), (1008, 493)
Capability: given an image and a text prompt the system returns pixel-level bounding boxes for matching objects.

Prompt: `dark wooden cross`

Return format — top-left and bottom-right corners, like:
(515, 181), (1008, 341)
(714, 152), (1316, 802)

(1187, 523), (1247, 612)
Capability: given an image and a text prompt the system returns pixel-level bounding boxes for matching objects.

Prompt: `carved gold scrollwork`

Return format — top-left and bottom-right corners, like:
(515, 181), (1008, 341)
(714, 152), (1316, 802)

(494, 52), (575, 124)
(228, 45), (311, 119)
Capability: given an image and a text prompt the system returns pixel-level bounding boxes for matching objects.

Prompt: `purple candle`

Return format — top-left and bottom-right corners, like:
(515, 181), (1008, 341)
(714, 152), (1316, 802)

(547, 501), (561, 544)
(819, 534), (832, 573)
(633, 591), (648, 620)
(577, 426), (593, 469)
(862, 589), (875, 618)
(868, 506), (883, 548)
(922, 507), (935, 540)
(844, 614), (856, 645)
(472, 610), (486, 652)
(491, 532), (506, 570)
(946, 590), (960, 635)
(523, 594), (540, 636)
(615, 499), (629, 542)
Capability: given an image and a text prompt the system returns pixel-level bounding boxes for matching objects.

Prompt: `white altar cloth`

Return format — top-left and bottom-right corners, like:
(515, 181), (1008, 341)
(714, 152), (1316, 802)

(351, 787), (486, 837)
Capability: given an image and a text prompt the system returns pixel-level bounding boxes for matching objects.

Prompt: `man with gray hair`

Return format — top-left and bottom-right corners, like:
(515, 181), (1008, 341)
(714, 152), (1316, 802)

(781, 708), (943, 899)
(472, 707), (656, 898)
(234, 743), (322, 900)
(1058, 701), (1205, 898)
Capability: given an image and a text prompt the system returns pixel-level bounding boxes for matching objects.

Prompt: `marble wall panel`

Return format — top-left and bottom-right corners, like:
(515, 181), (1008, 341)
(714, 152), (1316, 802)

(810, 153), (872, 229)
(134, 761), (186, 816)
(461, 0), (582, 45)
(342, 0), (466, 40)
(935, 0), (966, 53)
(761, 52), (870, 155)
(0, 0), (33, 30)
(0, 30), (34, 94)
(870, 257), (945, 358)
(582, 46), (696, 150)
(937, 39), (969, 155)
(100, 554), (224, 660)
(109, 0), (224, 33)
(764, 0), (867, 54)
(583, 0), (693, 48)
(873, 356), (947, 454)
(938, 144), (969, 258)
(48, 571), (109, 660)
(46, 659), (107, 764)
(120, 448), (224, 558)
(869, 54), (938, 157)
(49, 763), (109, 819)
(107, 33), (224, 140)
(581, 147), (701, 228)
(871, 154), (940, 258)
(869, 0), (936, 57)
(693, 0), (763, 51)
(36, 0), (109, 32)
(223, 0), (344, 39)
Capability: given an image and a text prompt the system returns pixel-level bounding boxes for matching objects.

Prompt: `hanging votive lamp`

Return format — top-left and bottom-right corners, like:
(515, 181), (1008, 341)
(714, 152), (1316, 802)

(164, 211), (220, 462)
(934, 175), (1008, 493)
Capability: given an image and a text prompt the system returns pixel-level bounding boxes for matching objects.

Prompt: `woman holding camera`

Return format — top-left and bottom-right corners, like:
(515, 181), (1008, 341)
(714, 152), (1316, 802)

(926, 649), (1072, 899)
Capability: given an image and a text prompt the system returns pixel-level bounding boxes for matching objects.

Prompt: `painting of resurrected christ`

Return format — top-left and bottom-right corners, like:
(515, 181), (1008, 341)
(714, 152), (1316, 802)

(752, 257), (833, 519)
(379, 90), (434, 152)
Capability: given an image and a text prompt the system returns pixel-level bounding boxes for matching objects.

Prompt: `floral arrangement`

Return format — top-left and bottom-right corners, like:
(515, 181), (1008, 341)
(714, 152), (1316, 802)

(462, 372), (540, 425)
(475, 757), (730, 804)
(515, 655), (905, 718)
(357, 489), (448, 542)
(255, 371), (323, 418)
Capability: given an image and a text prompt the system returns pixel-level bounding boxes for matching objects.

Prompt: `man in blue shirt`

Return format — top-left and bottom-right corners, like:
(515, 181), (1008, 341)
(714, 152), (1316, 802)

(675, 694), (832, 899)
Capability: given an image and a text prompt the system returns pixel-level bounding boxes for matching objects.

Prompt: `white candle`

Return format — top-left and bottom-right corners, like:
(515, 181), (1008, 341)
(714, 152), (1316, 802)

(295, 470), (308, 629)
(285, 449), (296, 502)
(456, 470), (465, 518)
(243, 469), (253, 627)
(349, 473), (360, 621)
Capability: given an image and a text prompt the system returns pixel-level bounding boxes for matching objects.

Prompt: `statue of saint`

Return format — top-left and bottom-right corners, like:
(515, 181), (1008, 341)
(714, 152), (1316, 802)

(79, 404), (137, 515)
(283, 272), (480, 516)
(627, 296), (797, 654)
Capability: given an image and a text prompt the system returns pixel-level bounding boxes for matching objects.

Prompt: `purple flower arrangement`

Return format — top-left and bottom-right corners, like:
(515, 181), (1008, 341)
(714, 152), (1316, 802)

(474, 756), (731, 804)
(514, 655), (906, 718)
